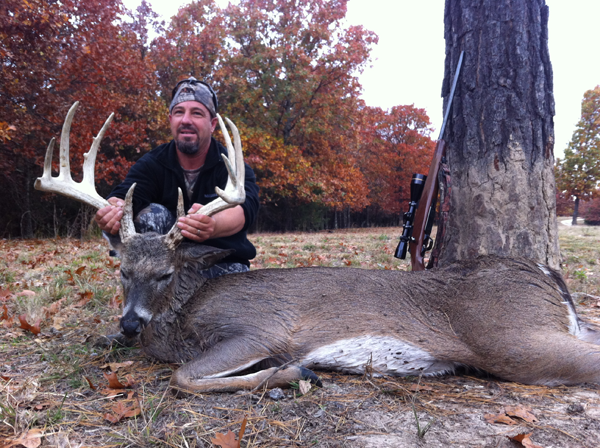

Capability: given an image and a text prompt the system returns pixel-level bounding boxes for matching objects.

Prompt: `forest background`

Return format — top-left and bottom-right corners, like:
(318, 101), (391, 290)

(1, 0), (598, 238)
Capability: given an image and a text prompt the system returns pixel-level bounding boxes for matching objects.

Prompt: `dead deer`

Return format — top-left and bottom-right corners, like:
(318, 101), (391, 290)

(36, 103), (600, 393)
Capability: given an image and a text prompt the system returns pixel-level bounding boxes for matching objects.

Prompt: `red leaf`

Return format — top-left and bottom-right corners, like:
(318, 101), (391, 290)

(0, 287), (12, 301)
(210, 416), (247, 448)
(103, 371), (128, 389)
(74, 291), (93, 307)
(18, 314), (41, 335)
(1, 304), (9, 320)
(484, 412), (517, 425)
(210, 431), (239, 448)
(84, 376), (97, 390)
(103, 400), (141, 424)
(508, 433), (544, 448)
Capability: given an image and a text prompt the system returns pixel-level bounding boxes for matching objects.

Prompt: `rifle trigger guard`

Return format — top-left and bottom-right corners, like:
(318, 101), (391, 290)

(422, 237), (434, 254)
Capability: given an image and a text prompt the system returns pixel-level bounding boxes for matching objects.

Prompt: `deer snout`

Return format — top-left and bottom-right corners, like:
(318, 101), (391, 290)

(120, 307), (153, 338)
(120, 315), (146, 337)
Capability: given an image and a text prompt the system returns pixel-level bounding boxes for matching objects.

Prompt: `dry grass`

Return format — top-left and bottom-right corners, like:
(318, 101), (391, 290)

(1, 222), (600, 447)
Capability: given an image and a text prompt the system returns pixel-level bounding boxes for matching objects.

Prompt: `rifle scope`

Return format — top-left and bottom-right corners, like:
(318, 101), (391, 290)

(394, 173), (426, 259)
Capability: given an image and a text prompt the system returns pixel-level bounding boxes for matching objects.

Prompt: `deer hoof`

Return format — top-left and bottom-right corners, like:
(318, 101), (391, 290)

(299, 367), (323, 387)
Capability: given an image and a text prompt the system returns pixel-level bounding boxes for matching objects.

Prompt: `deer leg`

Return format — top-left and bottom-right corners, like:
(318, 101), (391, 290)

(171, 364), (320, 394)
(481, 333), (600, 386)
(167, 339), (320, 393)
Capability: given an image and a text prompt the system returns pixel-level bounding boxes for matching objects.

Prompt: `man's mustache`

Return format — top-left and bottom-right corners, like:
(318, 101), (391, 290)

(178, 125), (197, 133)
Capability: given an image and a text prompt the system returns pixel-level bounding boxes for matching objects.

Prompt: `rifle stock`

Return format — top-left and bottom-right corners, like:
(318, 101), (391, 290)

(409, 140), (446, 271)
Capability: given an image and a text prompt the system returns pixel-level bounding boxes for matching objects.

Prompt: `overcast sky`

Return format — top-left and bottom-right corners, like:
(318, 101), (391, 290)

(123, 0), (600, 159)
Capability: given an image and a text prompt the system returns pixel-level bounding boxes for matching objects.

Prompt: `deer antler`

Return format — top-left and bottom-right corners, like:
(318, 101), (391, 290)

(34, 102), (139, 240)
(35, 102), (112, 210)
(165, 114), (246, 249)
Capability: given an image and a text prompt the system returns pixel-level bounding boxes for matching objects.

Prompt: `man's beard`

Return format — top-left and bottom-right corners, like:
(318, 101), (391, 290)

(176, 138), (200, 155)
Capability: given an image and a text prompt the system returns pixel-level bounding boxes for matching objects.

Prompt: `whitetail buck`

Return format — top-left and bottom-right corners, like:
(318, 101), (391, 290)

(36, 103), (600, 393)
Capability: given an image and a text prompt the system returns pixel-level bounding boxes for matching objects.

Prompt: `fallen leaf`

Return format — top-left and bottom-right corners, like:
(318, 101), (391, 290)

(45, 297), (68, 316)
(0, 287), (12, 300)
(18, 315), (41, 335)
(484, 412), (517, 425)
(100, 361), (134, 372)
(3, 428), (43, 448)
(210, 430), (239, 448)
(103, 371), (129, 389)
(505, 405), (538, 423)
(33, 401), (52, 410)
(84, 376), (97, 390)
(210, 416), (247, 448)
(108, 294), (122, 309)
(508, 432), (544, 448)
(409, 384), (433, 392)
(74, 291), (93, 307)
(51, 315), (66, 330)
(1, 304), (8, 320)
(17, 290), (36, 297)
(298, 379), (312, 395)
(103, 400), (141, 424)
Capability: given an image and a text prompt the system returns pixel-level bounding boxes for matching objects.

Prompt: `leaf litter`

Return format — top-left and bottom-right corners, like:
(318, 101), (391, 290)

(0, 226), (600, 447)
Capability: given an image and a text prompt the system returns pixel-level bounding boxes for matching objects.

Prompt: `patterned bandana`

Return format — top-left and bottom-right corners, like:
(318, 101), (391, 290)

(169, 77), (217, 117)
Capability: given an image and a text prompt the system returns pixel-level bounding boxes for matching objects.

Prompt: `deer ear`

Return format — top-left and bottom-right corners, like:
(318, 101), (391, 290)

(102, 231), (124, 258)
(178, 243), (235, 269)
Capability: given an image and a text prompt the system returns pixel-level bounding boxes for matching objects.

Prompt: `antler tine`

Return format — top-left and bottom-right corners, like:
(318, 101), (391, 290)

(34, 102), (111, 210)
(84, 109), (114, 191)
(120, 183), (137, 241)
(165, 188), (186, 250)
(58, 101), (78, 183)
(197, 114), (246, 216)
(164, 115), (246, 249)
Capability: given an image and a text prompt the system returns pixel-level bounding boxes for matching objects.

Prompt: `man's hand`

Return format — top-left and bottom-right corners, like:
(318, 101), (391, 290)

(177, 203), (245, 242)
(177, 203), (216, 242)
(94, 197), (124, 235)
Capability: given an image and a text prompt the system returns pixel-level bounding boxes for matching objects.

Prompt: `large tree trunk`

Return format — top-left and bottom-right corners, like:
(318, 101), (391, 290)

(438, 0), (560, 269)
(572, 197), (580, 226)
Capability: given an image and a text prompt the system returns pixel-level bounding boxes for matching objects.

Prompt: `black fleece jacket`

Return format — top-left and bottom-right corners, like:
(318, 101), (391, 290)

(108, 138), (259, 266)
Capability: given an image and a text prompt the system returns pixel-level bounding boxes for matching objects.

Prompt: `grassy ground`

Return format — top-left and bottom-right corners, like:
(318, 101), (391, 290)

(1, 221), (600, 447)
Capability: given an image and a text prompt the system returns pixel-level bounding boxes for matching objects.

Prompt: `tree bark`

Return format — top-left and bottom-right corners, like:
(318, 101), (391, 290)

(438, 0), (560, 269)
(572, 197), (580, 226)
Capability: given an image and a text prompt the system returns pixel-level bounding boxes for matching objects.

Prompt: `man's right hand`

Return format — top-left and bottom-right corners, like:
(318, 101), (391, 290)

(94, 197), (124, 235)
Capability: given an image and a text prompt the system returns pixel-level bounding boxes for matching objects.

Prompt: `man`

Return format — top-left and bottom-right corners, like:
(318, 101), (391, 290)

(94, 77), (259, 277)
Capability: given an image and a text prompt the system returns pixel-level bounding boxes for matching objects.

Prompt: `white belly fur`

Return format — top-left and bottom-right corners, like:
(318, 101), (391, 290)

(302, 335), (457, 376)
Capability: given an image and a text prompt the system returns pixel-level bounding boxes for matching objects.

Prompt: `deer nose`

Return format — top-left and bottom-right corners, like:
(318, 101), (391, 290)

(120, 313), (147, 338)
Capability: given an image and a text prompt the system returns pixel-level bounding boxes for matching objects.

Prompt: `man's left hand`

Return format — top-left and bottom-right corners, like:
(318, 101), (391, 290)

(177, 203), (216, 242)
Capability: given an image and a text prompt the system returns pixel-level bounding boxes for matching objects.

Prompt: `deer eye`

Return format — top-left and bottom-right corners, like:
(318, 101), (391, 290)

(156, 272), (173, 283)
(120, 270), (130, 281)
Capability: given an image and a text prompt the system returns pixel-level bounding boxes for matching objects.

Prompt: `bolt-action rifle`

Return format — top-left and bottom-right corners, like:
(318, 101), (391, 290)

(394, 51), (464, 271)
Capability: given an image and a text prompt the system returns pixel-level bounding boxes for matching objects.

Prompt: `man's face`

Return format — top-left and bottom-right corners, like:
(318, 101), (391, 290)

(169, 101), (218, 156)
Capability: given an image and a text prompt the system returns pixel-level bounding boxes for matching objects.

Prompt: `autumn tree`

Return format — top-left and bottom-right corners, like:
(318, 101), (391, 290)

(356, 105), (434, 224)
(149, 0), (226, 106)
(555, 86), (600, 225)
(0, 0), (163, 237)
(216, 0), (376, 228)
(433, 0), (560, 268)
